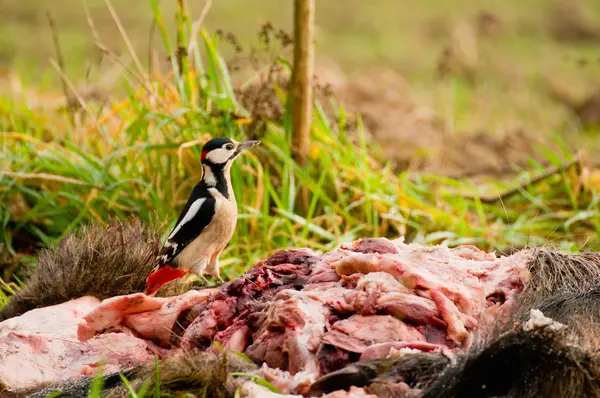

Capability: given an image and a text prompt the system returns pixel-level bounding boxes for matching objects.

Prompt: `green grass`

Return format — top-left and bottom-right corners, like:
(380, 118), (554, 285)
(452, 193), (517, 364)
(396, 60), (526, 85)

(2, 0), (600, 289)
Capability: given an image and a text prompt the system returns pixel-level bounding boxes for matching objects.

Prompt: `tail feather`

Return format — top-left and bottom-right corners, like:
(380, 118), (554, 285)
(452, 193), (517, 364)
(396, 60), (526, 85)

(144, 265), (190, 295)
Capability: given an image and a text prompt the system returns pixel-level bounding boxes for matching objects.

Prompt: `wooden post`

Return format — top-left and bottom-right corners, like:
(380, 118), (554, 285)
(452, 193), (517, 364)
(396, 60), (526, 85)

(291, 0), (314, 165)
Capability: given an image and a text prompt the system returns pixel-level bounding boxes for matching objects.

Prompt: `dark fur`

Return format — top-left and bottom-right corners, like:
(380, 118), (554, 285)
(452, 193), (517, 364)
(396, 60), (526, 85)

(0, 217), (184, 321)
(308, 352), (449, 396)
(421, 326), (600, 398)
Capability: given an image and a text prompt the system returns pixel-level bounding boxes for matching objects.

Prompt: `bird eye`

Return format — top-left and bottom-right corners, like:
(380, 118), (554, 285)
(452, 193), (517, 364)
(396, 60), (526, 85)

(225, 144), (234, 150)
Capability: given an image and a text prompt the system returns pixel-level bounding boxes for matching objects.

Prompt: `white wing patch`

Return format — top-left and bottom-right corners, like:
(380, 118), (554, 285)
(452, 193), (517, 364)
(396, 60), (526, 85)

(164, 240), (178, 250)
(167, 198), (206, 240)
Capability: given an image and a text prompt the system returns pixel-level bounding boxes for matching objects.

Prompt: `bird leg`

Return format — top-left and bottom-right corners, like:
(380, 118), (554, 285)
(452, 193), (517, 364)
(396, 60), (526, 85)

(206, 250), (224, 284)
(197, 274), (211, 286)
(210, 272), (224, 284)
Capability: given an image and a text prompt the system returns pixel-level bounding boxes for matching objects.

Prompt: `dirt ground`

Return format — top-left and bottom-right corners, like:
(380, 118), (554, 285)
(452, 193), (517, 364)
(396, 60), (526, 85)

(315, 63), (543, 176)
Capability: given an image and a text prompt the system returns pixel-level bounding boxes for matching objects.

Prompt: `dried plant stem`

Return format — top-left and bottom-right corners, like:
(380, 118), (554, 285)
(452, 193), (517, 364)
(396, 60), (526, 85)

(463, 156), (582, 203)
(176, 0), (189, 76)
(46, 9), (75, 126)
(1, 171), (102, 189)
(187, 0), (212, 56)
(103, 0), (146, 79)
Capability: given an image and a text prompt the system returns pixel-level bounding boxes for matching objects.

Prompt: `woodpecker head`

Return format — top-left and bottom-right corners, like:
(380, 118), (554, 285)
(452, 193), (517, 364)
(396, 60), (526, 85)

(200, 138), (260, 167)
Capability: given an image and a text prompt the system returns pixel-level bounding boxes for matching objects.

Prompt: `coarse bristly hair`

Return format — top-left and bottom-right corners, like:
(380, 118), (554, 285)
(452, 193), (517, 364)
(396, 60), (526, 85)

(514, 247), (600, 317)
(105, 349), (257, 398)
(420, 326), (600, 398)
(0, 217), (187, 322)
(23, 350), (257, 398)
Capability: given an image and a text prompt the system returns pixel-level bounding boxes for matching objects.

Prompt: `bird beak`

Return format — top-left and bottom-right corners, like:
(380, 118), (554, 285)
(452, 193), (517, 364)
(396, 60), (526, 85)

(237, 140), (261, 151)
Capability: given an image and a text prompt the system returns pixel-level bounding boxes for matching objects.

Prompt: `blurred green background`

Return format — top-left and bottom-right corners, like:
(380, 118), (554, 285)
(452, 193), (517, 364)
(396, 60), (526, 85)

(2, 0), (600, 164)
(3, 0), (600, 79)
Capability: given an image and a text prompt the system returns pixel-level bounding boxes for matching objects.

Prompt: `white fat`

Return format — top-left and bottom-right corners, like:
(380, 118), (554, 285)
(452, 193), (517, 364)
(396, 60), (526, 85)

(240, 381), (303, 398)
(206, 147), (235, 164)
(258, 364), (315, 395)
(388, 347), (421, 358)
(390, 236), (405, 245)
(523, 309), (566, 332)
(167, 198), (206, 240)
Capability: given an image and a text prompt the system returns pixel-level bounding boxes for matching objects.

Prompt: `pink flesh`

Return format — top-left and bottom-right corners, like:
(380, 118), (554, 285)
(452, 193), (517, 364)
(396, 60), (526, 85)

(78, 293), (165, 341)
(0, 297), (158, 390)
(259, 364), (317, 396)
(122, 289), (218, 346)
(359, 341), (445, 361)
(322, 315), (426, 354)
(0, 237), (532, 393)
(78, 289), (217, 345)
(246, 290), (330, 375)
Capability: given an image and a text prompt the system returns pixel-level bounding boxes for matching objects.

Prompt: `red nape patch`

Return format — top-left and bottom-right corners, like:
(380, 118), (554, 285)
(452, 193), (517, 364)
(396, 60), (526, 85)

(200, 150), (209, 161)
(144, 266), (190, 295)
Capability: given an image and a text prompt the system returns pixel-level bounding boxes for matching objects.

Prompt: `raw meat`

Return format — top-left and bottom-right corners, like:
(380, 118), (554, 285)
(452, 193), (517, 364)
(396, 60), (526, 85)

(78, 289), (217, 346)
(326, 239), (531, 347)
(240, 381), (303, 398)
(179, 237), (530, 393)
(0, 297), (158, 390)
(0, 290), (215, 390)
(359, 341), (449, 361)
(180, 248), (319, 350)
(259, 364), (316, 395)
(322, 315), (426, 353)
(522, 309), (566, 332)
(77, 293), (164, 341)
(246, 290), (330, 374)
(0, 237), (532, 395)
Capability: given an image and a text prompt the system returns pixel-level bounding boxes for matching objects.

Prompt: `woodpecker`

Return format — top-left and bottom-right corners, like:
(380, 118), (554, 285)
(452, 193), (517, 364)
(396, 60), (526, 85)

(144, 137), (260, 295)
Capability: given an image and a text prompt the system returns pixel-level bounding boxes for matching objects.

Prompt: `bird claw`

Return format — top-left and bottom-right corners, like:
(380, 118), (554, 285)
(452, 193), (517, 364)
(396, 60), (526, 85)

(204, 271), (224, 285)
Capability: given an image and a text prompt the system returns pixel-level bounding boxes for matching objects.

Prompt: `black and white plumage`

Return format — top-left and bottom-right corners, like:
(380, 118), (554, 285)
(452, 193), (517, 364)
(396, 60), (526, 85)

(145, 137), (260, 294)
(154, 193), (216, 269)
